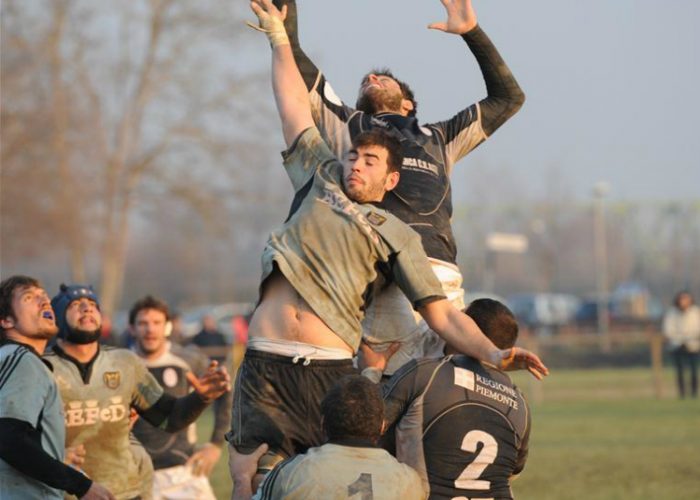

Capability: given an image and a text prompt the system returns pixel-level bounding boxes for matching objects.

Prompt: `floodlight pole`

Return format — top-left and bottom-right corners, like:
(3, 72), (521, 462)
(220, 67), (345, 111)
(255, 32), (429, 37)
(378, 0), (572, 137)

(593, 182), (611, 352)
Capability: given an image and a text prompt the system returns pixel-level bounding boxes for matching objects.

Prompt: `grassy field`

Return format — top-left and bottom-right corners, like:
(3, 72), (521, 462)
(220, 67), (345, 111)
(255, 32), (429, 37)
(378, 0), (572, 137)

(198, 367), (700, 499)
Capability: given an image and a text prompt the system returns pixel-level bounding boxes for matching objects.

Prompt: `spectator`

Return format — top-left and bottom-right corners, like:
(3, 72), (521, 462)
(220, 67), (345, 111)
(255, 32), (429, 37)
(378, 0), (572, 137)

(662, 291), (700, 398)
(192, 314), (228, 364)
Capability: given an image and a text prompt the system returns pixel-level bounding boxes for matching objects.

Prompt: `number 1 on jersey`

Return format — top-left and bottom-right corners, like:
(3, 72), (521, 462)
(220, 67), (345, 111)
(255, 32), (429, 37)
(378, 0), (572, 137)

(348, 472), (373, 500)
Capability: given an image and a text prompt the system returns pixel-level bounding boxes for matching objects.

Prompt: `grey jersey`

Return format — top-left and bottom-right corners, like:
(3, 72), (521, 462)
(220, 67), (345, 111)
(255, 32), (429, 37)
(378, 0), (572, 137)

(260, 126), (446, 351)
(255, 442), (427, 500)
(0, 343), (65, 500)
(45, 345), (164, 500)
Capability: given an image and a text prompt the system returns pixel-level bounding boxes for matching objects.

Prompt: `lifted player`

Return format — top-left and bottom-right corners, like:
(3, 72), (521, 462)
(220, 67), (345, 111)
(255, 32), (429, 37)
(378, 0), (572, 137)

(363, 299), (531, 499)
(274, 0), (525, 373)
(229, 1), (545, 493)
(45, 284), (230, 499)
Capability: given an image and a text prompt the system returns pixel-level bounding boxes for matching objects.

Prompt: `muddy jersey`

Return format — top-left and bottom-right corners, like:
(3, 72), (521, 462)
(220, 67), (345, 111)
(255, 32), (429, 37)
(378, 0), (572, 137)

(0, 343), (66, 500)
(254, 442), (427, 500)
(279, 0), (524, 264)
(45, 345), (164, 500)
(132, 343), (230, 470)
(261, 126), (445, 351)
(383, 355), (530, 500)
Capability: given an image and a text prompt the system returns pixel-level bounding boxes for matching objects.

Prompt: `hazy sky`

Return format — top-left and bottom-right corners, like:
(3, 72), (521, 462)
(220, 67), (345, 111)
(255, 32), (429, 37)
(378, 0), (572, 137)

(273, 0), (699, 202)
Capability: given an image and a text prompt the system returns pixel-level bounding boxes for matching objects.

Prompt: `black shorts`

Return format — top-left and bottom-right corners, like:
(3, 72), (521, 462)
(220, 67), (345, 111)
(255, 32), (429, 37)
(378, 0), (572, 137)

(228, 349), (357, 458)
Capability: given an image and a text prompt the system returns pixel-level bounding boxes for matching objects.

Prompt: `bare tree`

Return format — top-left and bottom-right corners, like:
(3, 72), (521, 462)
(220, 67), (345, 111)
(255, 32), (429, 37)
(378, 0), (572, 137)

(1, 0), (279, 314)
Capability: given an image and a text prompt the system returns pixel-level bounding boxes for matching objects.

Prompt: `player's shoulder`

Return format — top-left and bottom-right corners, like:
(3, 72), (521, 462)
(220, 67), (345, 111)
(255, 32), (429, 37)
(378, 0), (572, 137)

(101, 345), (147, 366)
(256, 454), (304, 497)
(1, 342), (50, 391)
(364, 206), (422, 247)
(384, 356), (442, 389)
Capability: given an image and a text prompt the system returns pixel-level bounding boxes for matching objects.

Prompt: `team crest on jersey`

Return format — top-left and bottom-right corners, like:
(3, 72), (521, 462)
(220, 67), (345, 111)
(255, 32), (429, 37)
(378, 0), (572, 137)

(366, 211), (387, 226)
(103, 371), (120, 389)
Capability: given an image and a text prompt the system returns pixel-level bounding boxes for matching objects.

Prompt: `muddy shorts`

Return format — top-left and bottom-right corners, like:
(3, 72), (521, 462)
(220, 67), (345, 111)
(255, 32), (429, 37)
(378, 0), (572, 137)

(227, 349), (357, 459)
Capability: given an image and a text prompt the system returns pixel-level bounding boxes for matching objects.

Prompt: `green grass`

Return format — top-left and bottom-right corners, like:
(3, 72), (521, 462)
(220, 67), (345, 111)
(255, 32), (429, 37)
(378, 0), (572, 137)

(510, 368), (700, 500)
(198, 367), (700, 499)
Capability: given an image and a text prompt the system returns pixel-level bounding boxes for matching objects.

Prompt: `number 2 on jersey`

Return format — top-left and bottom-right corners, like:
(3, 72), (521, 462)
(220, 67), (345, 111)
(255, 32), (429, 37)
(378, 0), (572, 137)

(454, 430), (498, 490)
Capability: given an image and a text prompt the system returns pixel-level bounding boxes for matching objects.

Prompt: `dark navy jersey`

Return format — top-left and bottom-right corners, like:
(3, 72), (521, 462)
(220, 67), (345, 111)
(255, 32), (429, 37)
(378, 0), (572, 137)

(278, 0), (525, 264)
(382, 355), (530, 499)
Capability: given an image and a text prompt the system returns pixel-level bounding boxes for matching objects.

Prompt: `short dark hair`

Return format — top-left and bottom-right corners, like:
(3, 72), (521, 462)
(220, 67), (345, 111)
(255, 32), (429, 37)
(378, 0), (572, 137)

(465, 298), (519, 349)
(359, 68), (418, 117)
(0, 275), (42, 331)
(321, 375), (384, 443)
(673, 290), (694, 308)
(352, 129), (403, 174)
(129, 295), (170, 325)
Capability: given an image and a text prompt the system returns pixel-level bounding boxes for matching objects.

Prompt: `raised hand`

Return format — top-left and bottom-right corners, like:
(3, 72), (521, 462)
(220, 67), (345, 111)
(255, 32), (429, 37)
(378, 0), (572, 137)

(428, 0), (477, 35)
(248, 0), (289, 47)
(498, 347), (550, 380)
(186, 360), (231, 403)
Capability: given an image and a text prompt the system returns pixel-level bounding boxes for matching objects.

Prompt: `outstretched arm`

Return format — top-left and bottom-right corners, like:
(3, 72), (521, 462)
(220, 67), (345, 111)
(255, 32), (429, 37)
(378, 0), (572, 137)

(249, 0), (313, 146)
(272, 0), (321, 91)
(430, 0), (525, 152)
(418, 299), (549, 379)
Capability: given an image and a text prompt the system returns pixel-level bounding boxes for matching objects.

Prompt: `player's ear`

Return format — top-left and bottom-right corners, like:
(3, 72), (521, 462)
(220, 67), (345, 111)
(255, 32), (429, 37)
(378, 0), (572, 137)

(0, 316), (15, 329)
(384, 171), (400, 192)
(400, 99), (414, 116)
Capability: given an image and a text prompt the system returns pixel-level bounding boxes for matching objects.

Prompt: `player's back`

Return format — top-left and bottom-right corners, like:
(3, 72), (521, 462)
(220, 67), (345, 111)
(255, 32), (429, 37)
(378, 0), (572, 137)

(256, 443), (426, 500)
(384, 355), (530, 500)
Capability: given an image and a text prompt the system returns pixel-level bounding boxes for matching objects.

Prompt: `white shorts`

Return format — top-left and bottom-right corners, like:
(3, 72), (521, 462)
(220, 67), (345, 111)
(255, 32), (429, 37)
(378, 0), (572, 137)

(362, 259), (465, 375)
(152, 465), (216, 500)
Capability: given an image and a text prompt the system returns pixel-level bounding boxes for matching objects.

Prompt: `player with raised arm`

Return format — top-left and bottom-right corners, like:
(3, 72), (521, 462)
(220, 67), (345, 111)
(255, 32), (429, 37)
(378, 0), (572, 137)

(130, 295), (232, 499)
(228, 1), (546, 495)
(45, 284), (230, 499)
(274, 0), (526, 374)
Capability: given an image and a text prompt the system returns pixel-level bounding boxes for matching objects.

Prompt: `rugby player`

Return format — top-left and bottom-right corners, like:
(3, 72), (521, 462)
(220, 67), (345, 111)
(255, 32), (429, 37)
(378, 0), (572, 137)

(45, 284), (230, 499)
(250, 375), (426, 499)
(0, 275), (113, 500)
(274, 0), (526, 374)
(130, 295), (232, 499)
(228, 1), (546, 494)
(363, 298), (531, 499)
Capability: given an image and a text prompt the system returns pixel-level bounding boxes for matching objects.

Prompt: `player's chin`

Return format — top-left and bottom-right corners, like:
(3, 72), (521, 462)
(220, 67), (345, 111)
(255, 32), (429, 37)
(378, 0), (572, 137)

(346, 187), (367, 203)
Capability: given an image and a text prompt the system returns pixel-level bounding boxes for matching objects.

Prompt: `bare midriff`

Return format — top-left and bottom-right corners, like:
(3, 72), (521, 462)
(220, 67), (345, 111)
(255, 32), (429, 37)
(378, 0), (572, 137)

(248, 270), (353, 354)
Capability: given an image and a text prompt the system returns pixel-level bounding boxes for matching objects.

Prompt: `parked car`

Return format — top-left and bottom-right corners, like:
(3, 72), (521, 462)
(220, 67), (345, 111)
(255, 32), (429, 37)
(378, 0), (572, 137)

(507, 293), (581, 334)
